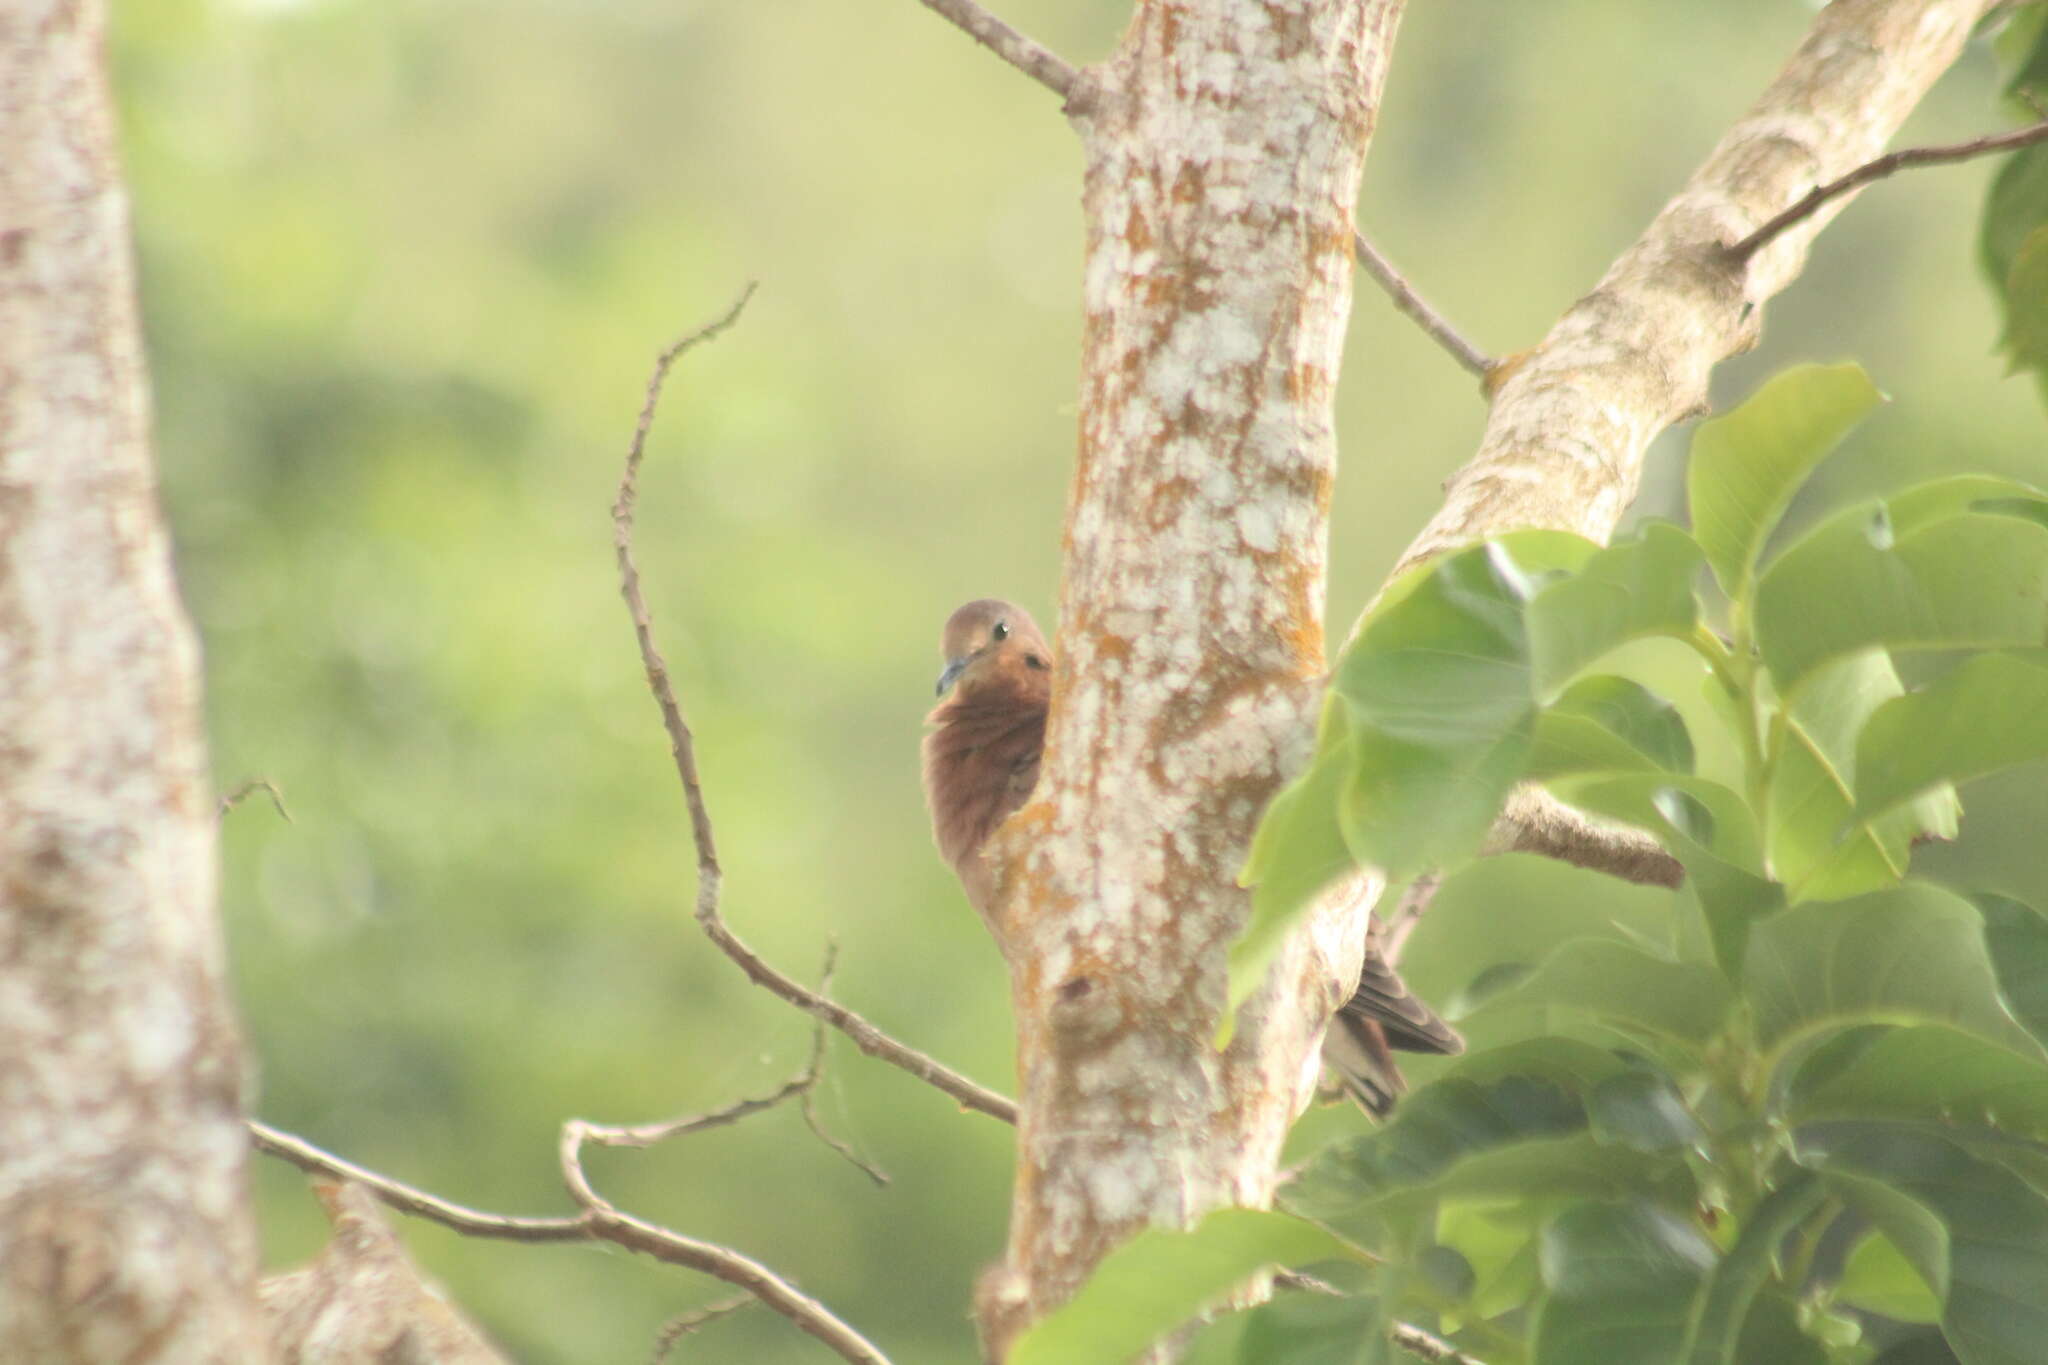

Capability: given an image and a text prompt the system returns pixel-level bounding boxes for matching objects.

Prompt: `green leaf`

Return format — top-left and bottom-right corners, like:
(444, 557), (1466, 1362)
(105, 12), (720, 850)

(1527, 521), (1705, 695)
(1527, 675), (1695, 779)
(1008, 1209), (1367, 1365)
(1332, 539), (1580, 878)
(1822, 1167), (1952, 1311)
(1752, 507), (2048, 697)
(1681, 852), (1787, 981)
(1856, 651), (2048, 819)
(1284, 1040), (1690, 1227)
(1999, 228), (2048, 382)
(1837, 1227), (1944, 1324)
(1686, 362), (1885, 602)
(1800, 1122), (2048, 1365)
(1680, 1173), (1828, 1365)
(1979, 893), (2048, 1045)
(1743, 884), (2043, 1066)
(1788, 1025), (2048, 1138)
(1589, 1069), (1708, 1153)
(1532, 1200), (1717, 1365)
(1231, 1293), (1379, 1365)
(1230, 701), (1363, 1026)
(1767, 651), (1957, 903)
(1460, 937), (1733, 1048)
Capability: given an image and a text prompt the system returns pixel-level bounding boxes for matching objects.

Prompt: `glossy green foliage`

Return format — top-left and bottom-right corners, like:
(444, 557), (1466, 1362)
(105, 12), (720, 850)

(1985, 7), (2048, 396)
(1221, 365), (2048, 1365)
(1010, 1210), (1365, 1365)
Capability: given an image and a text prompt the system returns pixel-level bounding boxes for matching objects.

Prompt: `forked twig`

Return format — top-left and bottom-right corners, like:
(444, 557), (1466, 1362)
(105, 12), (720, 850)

(610, 284), (1018, 1126)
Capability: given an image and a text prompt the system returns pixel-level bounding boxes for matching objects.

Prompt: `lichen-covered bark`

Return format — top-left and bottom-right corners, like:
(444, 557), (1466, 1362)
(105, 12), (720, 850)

(1384, 0), (1999, 585)
(981, 0), (1407, 1353)
(0, 1), (268, 1359)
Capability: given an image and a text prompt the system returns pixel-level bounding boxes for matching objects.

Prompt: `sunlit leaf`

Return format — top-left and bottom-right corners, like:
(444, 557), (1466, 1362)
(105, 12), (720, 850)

(1686, 362), (1885, 602)
(1744, 884), (2042, 1064)
(1527, 521), (1705, 695)
(1230, 700), (1365, 1026)
(1009, 1209), (1367, 1365)
(1767, 651), (1956, 902)
(1527, 675), (1694, 779)
(1856, 651), (2048, 819)
(1753, 508), (2048, 696)
(1837, 1227), (1944, 1324)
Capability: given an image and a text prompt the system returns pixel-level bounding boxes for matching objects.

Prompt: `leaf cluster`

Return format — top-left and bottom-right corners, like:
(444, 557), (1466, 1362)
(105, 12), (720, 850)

(1028, 363), (2048, 1364)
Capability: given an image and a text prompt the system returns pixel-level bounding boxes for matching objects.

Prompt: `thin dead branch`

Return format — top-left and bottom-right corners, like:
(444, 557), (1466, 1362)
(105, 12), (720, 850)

(1727, 115), (2048, 263)
(915, 0), (1077, 100)
(253, 1028), (891, 1365)
(649, 1296), (754, 1365)
(1352, 232), (1496, 380)
(219, 777), (293, 823)
(251, 953), (895, 1363)
(610, 285), (1019, 1126)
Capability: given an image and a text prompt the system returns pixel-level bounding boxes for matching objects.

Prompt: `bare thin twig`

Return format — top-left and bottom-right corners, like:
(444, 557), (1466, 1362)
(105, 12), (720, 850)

(610, 286), (1018, 1126)
(1392, 1320), (1487, 1365)
(916, 0), (1077, 100)
(249, 1120), (589, 1243)
(650, 1296), (754, 1365)
(555, 1121), (892, 1365)
(1352, 233), (1496, 380)
(1727, 116), (2048, 263)
(251, 952), (898, 1363)
(219, 777), (293, 823)
(255, 1092), (892, 1365)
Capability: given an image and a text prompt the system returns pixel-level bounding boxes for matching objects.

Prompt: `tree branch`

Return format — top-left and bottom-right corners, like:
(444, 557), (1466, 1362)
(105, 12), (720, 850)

(915, 0), (1077, 100)
(1352, 231), (1496, 379)
(610, 287), (1019, 1127)
(252, 983), (894, 1365)
(1351, 0), (1997, 892)
(1726, 115), (2048, 263)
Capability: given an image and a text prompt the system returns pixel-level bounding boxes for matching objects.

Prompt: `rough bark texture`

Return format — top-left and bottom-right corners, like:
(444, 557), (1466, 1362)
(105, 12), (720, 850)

(0, 1), (268, 1359)
(260, 1184), (508, 1365)
(980, 0), (1408, 1354)
(1383, 0), (2000, 584)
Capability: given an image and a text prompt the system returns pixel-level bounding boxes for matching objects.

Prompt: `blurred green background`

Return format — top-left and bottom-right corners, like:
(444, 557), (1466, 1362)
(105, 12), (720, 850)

(112, 2), (2045, 1360)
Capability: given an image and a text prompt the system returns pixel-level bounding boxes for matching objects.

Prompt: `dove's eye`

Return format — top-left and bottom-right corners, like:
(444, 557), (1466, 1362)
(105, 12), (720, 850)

(992, 621), (1010, 642)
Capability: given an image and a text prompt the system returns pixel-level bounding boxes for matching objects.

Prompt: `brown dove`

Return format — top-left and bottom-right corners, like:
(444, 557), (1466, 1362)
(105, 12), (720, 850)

(920, 598), (1463, 1117)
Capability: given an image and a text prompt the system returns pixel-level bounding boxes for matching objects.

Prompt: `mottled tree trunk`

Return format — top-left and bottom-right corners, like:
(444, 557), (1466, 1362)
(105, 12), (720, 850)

(0, 1), (269, 1359)
(980, 0), (1407, 1354)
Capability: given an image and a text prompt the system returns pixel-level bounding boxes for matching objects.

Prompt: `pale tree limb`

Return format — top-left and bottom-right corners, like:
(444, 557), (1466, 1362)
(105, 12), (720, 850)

(974, 1), (1414, 1356)
(1357, 0), (2001, 892)
(1379, 0), (2002, 586)
(611, 286), (1019, 1127)
(1727, 114), (2048, 262)
(0, 0), (270, 1356)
